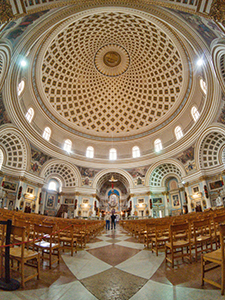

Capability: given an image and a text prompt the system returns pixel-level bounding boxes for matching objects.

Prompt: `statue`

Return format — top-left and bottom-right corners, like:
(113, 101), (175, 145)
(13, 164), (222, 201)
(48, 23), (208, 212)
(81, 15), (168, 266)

(216, 192), (223, 206)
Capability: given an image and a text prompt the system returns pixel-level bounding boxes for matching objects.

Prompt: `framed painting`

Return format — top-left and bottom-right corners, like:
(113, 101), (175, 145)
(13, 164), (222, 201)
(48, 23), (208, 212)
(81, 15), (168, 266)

(138, 198), (144, 204)
(152, 198), (163, 204)
(209, 180), (224, 191)
(2, 181), (18, 192)
(172, 194), (180, 207)
(192, 186), (199, 194)
(47, 195), (55, 207)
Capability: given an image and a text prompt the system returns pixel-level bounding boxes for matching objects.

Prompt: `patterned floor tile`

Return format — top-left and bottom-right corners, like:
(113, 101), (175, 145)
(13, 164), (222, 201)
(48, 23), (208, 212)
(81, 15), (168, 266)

(62, 251), (111, 280)
(81, 267), (147, 300)
(87, 244), (141, 266)
(116, 249), (165, 279)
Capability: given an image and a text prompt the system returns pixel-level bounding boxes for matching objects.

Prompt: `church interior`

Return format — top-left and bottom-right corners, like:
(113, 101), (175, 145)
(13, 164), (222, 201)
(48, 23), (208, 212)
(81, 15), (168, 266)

(1, 0), (225, 299)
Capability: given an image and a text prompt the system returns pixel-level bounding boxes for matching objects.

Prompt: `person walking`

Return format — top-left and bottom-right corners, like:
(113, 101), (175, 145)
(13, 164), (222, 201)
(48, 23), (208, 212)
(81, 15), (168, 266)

(111, 213), (116, 230)
(105, 212), (110, 230)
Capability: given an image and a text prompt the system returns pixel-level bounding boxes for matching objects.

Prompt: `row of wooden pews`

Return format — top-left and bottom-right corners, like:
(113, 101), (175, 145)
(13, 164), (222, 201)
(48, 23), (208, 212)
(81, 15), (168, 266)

(121, 207), (225, 265)
(0, 209), (104, 288)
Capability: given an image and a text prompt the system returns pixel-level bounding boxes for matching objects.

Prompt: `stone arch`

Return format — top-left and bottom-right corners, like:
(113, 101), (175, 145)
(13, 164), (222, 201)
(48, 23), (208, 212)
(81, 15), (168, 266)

(195, 125), (225, 170)
(40, 159), (81, 187)
(0, 125), (30, 171)
(145, 159), (185, 188)
(211, 38), (225, 95)
(0, 42), (11, 92)
(92, 168), (134, 190)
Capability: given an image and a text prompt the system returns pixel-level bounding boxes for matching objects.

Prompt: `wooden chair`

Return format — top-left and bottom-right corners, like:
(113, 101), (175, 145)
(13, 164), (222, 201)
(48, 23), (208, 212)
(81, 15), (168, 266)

(165, 222), (192, 268)
(201, 224), (225, 295)
(213, 214), (225, 249)
(59, 224), (77, 256)
(13, 219), (31, 250)
(144, 223), (156, 249)
(151, 223), (170, 256)
(191, 218), (213, 262)
(9, 225), (40, 288)
(73, 225), (86, 249)
(33, 224), (60, 269)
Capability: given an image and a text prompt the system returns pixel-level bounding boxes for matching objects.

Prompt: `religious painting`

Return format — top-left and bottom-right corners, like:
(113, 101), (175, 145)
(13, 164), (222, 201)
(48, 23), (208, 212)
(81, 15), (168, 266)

(2, 181), (17, 192)
(169, 9), (222, 47)
(46, 195), (55, 207)
(78, 166), (99, 178)
(4, 10), (50, 44)
(209, 180), (224, 191)
(185, 161), (196, 173)
(218, 104), (225, 125)
(192, 186), (199, 194)
(65, 198), (73, 204)
(177, 146), (194, 164)
(136, 177), (143, 185)
(0, 93), (12, 125)
(30, 146), (52, 174)
(138, 199), (144, 204)
(109, 194), (118, 207)
(152, 198), (163, 204)
(83, 199), (89, 204)
(82, 177), (90, 186)
(126, 166), (150, 178)
(172, 194), (180, 207)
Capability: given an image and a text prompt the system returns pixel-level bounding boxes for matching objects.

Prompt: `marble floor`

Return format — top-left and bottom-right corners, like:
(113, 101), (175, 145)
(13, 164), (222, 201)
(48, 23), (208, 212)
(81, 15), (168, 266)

(0, 225), (225, 299)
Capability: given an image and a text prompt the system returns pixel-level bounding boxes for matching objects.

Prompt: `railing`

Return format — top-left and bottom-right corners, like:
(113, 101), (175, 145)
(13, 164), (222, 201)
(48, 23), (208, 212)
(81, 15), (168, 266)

(0, 219), (20, 291)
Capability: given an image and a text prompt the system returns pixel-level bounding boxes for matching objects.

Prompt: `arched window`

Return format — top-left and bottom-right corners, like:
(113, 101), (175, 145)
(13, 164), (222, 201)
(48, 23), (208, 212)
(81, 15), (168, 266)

(0, 149), (3, 170)
(109, 148), (117, 160)
(132, 146), (140, 158)
(154, 139), (162, 152)
(42, 127), (51, 141)
(64, 139), (72, 152)
(17, 80), (25, 96)
(191, 106), (200, 122)
(48, 180), (57, 191)
(175, 126), (183, 140)
(25, 107), (34, 123)
(200, 78), (207, 94)
(47, 178), (62, 193)
(86, 146), (94, 158)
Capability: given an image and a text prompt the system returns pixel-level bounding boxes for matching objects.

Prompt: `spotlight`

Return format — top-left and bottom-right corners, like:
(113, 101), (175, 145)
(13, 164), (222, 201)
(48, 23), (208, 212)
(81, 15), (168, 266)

(20, 59), (27, 67)
(197, 58), (204, 67)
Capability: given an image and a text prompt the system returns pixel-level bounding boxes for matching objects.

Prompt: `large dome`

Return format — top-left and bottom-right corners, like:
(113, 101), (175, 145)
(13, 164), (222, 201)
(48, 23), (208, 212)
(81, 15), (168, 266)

(35, 10), (189, 140)
(3, 2), (217, 164)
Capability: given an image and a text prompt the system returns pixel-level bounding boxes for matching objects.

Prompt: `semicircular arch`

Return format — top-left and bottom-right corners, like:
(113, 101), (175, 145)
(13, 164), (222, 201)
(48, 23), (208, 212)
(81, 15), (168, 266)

(0, 124), (30, 171)
(92, 168), (134, 190)
(40, 159), (81, 187)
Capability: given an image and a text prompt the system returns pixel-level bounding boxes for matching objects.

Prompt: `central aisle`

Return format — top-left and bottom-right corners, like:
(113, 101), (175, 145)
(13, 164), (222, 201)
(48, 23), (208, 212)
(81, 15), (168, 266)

(0, 225), (225, 299)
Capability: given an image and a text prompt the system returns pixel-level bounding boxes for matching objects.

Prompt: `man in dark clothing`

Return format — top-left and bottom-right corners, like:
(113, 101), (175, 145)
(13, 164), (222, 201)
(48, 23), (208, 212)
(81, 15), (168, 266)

(111, 213), (116, 230)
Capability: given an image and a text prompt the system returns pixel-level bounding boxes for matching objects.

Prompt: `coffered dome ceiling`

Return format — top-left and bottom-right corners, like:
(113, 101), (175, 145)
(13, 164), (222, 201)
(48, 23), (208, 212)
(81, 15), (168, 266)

(35, 10), (190, 140)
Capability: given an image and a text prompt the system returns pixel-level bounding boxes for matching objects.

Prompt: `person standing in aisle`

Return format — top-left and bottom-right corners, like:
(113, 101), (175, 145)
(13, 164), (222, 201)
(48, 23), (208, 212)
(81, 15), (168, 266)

(111, 213), (116, 230)
(105, 212), (110, 230)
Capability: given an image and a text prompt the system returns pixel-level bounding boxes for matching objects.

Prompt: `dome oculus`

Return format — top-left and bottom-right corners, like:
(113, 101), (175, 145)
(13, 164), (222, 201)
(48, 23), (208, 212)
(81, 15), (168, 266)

(94, 44), (130, 76)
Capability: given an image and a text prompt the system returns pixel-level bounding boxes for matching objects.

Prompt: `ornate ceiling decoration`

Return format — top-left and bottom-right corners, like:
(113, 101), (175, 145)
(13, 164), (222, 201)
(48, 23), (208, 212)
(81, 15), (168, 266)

(36, 10), (188, 140)
(94, 44), (130, 77)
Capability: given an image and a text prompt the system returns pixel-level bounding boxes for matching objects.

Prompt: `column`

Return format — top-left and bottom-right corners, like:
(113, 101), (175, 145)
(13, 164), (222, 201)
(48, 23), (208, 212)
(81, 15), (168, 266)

(184, 183), (192, 213)
(162, 192), (169, 216)
(199, 176), (211, 208)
